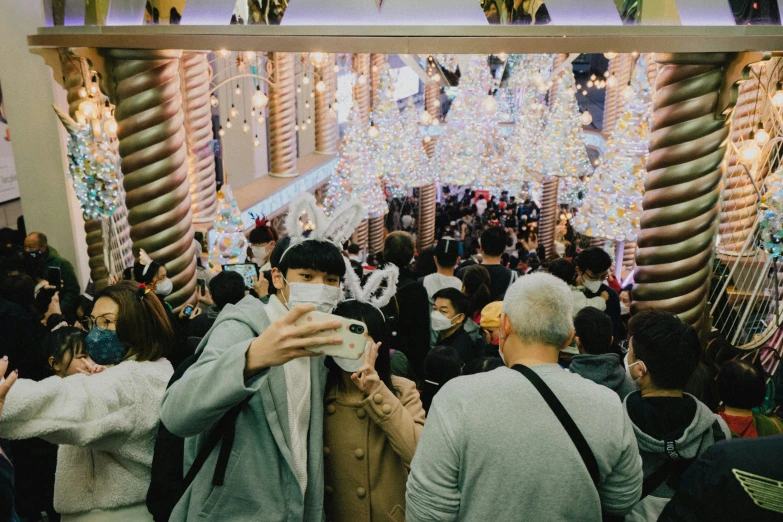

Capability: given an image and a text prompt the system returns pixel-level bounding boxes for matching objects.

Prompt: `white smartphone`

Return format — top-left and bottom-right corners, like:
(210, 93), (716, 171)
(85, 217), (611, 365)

(295, 310), (368, 359)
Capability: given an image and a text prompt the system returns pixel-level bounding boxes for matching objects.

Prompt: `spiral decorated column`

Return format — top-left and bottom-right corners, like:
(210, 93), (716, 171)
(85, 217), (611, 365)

(180, 52), (217, 223)
(105, 49), (197, 309)
(633, 53), (731, 329)
(418, 82), (440, 250)
(623, 241), (637, 272)
(268, 52), (298, 177)
(314, 54), (338, 154)
(603, 54), (636, 135)
(351, 53), (372, 252)
(371, 54), (386, 108)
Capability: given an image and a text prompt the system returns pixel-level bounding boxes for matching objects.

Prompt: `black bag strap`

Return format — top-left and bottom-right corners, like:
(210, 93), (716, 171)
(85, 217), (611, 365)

(640, 458), (692, 499)
(511, 364), (600, 487)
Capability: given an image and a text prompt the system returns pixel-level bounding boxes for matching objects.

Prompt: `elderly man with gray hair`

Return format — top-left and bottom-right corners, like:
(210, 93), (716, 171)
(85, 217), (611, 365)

(406, 273), (643, 522)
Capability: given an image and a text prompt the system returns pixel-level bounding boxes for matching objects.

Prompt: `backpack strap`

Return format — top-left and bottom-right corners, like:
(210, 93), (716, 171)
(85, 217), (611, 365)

(640, 459), (693, 499)
(511, 364), (600, 487)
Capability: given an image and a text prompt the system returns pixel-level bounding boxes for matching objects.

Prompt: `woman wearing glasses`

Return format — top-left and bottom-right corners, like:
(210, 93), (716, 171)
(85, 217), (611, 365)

(0, 280), (174, 521)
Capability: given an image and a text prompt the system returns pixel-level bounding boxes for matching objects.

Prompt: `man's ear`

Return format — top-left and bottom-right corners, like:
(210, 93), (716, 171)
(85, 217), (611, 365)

(271, 267), (285, 291)
(501, 313), (512, 338)
(561, 329), (575, 351)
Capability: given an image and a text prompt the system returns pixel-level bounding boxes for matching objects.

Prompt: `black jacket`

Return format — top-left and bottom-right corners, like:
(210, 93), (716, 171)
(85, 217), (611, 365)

(382, 268), (431, 379)
(439, 325), (483, 365)
(659, 435), (783, 522)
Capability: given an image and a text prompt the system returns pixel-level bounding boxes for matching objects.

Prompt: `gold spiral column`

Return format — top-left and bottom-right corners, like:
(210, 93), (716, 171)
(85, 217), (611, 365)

(352, 220), (369, 257)
(370, 54), (386, 108)
(367, 54), (389, 255)
(368, 216), (385, 255)
(603, 54), (636, 135)
(623, 241), (637, 272)
(268, 52), (298, 177)
(353, 54), (372, 125)
(180, 51), (217, 223)
(418, 82), (440, 250)
(314, 54), (338, 154)
(105, 48), (197, 309)
(633, 53), (731, 329)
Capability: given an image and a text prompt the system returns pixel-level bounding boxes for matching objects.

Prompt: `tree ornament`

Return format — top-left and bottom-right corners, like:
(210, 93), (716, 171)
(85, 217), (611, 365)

(209, 185), (248, 268)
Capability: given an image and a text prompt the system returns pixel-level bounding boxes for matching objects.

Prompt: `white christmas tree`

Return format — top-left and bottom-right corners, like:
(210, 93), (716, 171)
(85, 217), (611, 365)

(209, 184), (248, 267)
(325, 101), (387, 218)
(400, 97), (434, 189)
(572, 56), (652, 242)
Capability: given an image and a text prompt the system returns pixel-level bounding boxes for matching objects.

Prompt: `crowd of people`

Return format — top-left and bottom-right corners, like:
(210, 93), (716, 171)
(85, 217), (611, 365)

(0, 187), (782, 522)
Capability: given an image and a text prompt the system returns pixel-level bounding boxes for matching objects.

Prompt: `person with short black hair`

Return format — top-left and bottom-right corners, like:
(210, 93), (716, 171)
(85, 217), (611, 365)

(547, 258), (609, 317)
(457, 226), (517, 301)
(418, 346), (462, 414)
(188, 270), (247, 339)
(421, 238), (462, 306)
(382, 232), (431, 380)
(576, 247), (624, 346)
(248, 219), (278, 271)
(347, 243), (363, 264)
(623, 310), (732, 520)
(716, 360), (783, 438)
(570, 307), (636, 399)
(431, 287), (483, 364)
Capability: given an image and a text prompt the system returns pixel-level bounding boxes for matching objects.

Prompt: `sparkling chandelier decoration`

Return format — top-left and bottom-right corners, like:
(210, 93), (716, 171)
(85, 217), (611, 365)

(400, 97), (435, 189)
(572, 56), (652, 241)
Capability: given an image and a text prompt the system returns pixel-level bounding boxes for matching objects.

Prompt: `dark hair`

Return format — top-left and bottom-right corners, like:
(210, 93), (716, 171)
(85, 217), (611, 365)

(349, 260), (363, 282)
(462, 264), (491, 318)
(628, 309), (700, 390)
(435, 238), (459, 268)
(40, 327), (86, 374)
(717, 359), (767, 410)
(576, 247), (612, 274)
(480, 226), (508, 257)
(547, 258), (577, 286)
(348, 244), (361, 255)
(328, 300), (395, 393)
(383, 231), (415, 269)
(433, 287), (468, 316)
(413, 246), (437, 279)
(95, 281), (174, 362)
(462, 357), (504, 375)
(132, 260), (162, 285)
(0, 273), (40, 320)
(0, 228), (22, 248)
(209, 271), (246, 310)
(270, 236), (346, 279)
(248, 224), (278, 245)
(420, 346), (462, 412)
(574, 307), (613, 355)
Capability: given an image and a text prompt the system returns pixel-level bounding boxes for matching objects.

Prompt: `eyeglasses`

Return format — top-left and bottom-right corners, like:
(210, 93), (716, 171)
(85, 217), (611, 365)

(84, 314), (116, 331)
(582, 271), (609, 282)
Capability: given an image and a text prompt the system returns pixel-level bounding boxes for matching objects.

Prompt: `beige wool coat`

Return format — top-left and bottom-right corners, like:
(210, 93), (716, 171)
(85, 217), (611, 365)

(323, 375), (426, 522)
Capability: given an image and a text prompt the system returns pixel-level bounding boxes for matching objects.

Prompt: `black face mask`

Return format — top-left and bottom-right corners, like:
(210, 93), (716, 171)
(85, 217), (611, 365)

(24, 250), (45, 278)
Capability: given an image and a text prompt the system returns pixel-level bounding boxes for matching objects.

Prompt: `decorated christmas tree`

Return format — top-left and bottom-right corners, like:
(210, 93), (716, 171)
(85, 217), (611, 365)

(325, 101), (387, 218)
(572, 56), (652, 242)
(761, 169), (783, 258)
(209, 185), (248, 267)
(534, 67), (593, 179)
(400, 97), (434, 189)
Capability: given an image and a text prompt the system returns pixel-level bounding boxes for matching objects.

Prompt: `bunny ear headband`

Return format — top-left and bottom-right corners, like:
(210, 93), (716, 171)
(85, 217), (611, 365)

(138, 249), (154, 276)
(281, 193), (364, 260)
(343, 262), (400, 309)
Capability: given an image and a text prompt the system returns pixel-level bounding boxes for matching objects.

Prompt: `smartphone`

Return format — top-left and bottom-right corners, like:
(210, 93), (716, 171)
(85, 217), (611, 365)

(197, 278), (206, 294)
(223, 263), (259, 289)
(295, 310), (368, 359)
(46, 267), (62, 291)
(183, 305), (194, 317)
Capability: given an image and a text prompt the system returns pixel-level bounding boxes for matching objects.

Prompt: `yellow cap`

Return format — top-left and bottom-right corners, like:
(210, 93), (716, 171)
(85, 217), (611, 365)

(480, 301), (503, 329)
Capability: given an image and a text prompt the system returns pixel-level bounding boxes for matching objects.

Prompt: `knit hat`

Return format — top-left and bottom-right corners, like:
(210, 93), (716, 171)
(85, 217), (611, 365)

(480, 301), (503, 329)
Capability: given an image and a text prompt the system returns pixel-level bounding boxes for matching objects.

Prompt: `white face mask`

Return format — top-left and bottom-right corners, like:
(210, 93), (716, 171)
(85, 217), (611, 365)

(332, 354), (365, 372)
(431, 310), (459, 332)
(154, 278), (173, 297)
(620, 304), (631, 316)
(582, 279), (603, 293)
(623, 353), (644, 384)
(283, 279), (342, 313)
(252, 245), (270, 264)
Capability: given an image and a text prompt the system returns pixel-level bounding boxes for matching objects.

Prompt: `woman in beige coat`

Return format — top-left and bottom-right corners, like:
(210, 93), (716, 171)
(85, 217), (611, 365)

(325, 299), (426, 522)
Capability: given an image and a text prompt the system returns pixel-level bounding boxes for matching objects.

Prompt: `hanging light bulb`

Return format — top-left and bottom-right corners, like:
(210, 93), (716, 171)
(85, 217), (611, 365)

(218, 126), (225, 137)
(79, 100), (97, 118)
(580, 110), (593, 126)
(497, 53), (507, 61)
(305, 102), (310, 109)
(89, 83), (99, 95)
(315, 81), (326, 92)
(235, 84), (242, 95)
(253, 135), (261, 147)
(755, 123), (770, 145)
(631, 51), (639, 57)
(229, 105), (239, 119)
(78, 86), (88, 98)
(357, 74), (367, 86)
(420, 112), (432, 125)
(251, 109), (256, 117)
(306, 117), (311, 124)
(242, 121), (250, 134)
(257, 115), (265, 124)
(103, 100), (113, 119)
(252, 87), (268, 109)
(301, 124), (307, 131)
(219, 49), (230, 58)
(582, 90), (588, 96)
(295, 124), (300, 131)
(309, 52), (329, 68)
(210, 95), (219, 108)
(604, 52), (618, 60)
(740, 139), (761, 164)
(302, 75), (310, 85)
(773, 82), (783, 108)
(590, 74), (597, 81)
(104, 118), (118, 137)
(481, 95), (498, 115)
(368, 126), (379, 139)
(243, 50), (256, 62)
(621, 85), (634, 100)
(586, 80), (594, 88)
(297, 87), (302, 94)
(310, 91), (315, 98)
(576, 84), (582, 89)
(226, 119), (233, 129)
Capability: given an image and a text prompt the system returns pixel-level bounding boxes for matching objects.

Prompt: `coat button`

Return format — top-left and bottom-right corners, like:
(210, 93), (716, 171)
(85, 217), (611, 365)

(382, 404), (392, 414)
(356, 409), (367, 419)
(325, 485), (333, 494)
(323, 447), (330, 455)
(354, 448), (365, 459)
(326, 404), (336, 415)
(356, 487), (366, 498)
(373, 394), (383, 404)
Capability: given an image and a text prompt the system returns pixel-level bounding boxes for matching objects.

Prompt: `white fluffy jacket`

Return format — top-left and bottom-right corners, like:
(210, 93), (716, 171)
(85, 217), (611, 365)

(0, 358), (173, 515)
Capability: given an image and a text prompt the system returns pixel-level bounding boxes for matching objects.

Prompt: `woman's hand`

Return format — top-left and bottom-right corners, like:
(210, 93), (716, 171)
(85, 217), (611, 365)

(351, 341), (382, 396)
(252, 274), (269, 298)
(0, 357), (19, 417)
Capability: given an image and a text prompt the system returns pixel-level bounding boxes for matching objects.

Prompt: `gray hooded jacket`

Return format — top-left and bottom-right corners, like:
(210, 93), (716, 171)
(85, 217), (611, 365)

(569, 353), (637, 399)
(160, 295), (327, 522)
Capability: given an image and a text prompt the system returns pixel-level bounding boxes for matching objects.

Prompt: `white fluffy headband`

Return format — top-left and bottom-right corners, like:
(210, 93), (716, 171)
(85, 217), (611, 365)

(343, 262), (399, 309)
(281, 193), (364, 261)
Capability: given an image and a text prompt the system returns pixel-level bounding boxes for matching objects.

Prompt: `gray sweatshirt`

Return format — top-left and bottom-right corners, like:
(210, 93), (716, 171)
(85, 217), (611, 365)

(569, 353), (638, 399)
(406, 365), (643, 522)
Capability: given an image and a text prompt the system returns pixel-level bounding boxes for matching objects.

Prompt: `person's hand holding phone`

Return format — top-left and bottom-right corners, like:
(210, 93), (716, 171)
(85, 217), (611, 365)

(244, 303), (343, 379)
(197, 285), (214, 306)
(351, 341), (382, 396)
(43, 291), (61, 324)
(252, 274), (269, 298)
